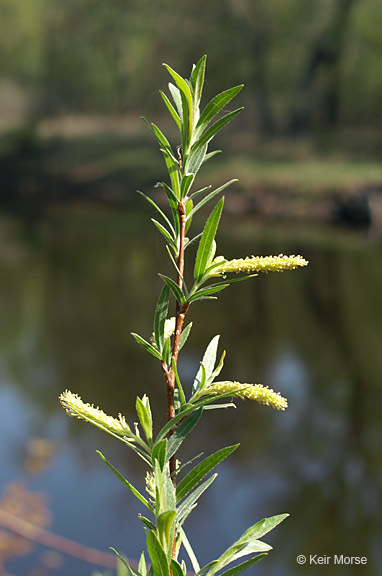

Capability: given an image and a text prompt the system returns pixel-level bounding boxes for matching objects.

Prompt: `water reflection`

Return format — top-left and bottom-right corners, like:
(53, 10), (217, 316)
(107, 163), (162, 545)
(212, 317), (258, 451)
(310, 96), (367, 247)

(0, 208), (381, 575)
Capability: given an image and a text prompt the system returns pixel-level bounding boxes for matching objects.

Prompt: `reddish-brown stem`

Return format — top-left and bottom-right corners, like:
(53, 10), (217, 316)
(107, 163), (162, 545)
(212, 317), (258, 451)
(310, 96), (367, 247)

(160, 200), (190, 561)
(165, 202), (188, 474)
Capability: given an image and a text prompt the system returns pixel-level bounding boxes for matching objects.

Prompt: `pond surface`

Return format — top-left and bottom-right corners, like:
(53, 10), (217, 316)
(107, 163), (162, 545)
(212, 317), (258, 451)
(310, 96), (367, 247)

(0, 206), (381, 576)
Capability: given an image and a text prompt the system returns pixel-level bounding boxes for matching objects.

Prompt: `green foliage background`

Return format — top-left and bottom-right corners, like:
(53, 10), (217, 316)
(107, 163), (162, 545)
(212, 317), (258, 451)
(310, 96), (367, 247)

(0, 0), (381, 128)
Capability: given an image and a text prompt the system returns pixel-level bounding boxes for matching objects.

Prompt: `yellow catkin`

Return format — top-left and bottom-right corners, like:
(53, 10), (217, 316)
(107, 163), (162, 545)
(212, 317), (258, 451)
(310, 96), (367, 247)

(211, 254), (308, 276)
(59, 390), (133, 437)
(205, 381), (288, 410)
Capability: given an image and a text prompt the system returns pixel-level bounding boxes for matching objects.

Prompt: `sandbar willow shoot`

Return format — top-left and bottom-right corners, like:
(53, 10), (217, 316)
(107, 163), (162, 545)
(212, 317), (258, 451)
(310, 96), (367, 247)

(60, 55), (308, 576)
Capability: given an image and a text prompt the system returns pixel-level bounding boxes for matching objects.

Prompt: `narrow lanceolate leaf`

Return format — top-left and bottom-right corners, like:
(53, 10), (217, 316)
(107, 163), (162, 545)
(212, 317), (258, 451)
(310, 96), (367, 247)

(160, 148), (180, 199)
(192, 335), (220, 394)
(184, 143), (208, 176)
(146, 530), (171, 576)
(110, 548), (137, 576)
(190, 55), (207, 108)
(177, 444), (239, 502)
(131, 333), (163, 361)
(168, 83), (183, 120)
(157, 510), (176, 553)
(97, 452), (154, 512)
(206, 515), (288, 576)
(154, 285), (170, 352)
(194, 198), (224, 281)
(235, 514), (289, 543)
(187, 284), (228, 303)
(159, 274), (186, 306)
(179, 322), (193, 351)
(166, 408), (203, 460)
(137, 190), (175, 238)
(136, 396), (153, 444)
(139, 515), (156, 531)
(162, 182), (180, 238)
(177, 474), (217, 525)
(139, 552), (147, 576)
(152, 439), (167, 469)
(151, 219), (176, 249)
(205, 555), (267, 576)
(190, 185), (212, 199)
(178, 526), (200, 574)
(188, 180), (237, 220)
(170, 559), (186, 576)
(172, 358), (186, 406)
(192, 109), (244, 154)
(180, 173), (195, 200)
(163, 63), (193, 149)
(203, 150), (222, 164)
(195, 85), (244, 137)
(160, 90), (182, 131)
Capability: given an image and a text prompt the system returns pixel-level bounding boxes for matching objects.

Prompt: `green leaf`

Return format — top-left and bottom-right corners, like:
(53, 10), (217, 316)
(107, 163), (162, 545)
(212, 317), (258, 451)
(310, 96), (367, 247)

(146, 530), (171, 576)
(194, 198), (224, 281)
(151, 219), (176, 249)
(179, 322), (192, 351)
(168, 83), (183, 121)
(150, 122), (173, 150)
(136, 396), (153, 444)
(139, 515), (156, 531)
(170, 559), (186, 576)
(160, 90), (181, 131)
(237, 513), (289, 543)
(185, 143), (208, 176)
(193, 109), (244, 154)
(203, 150), (222, 164)
(110, 548), (138, 576)
(162, 337), (172, 368)
(166, 408), (203, 460)
(188, 180), (237, 220)
(190, 185), (212, 199)
(161, 182), (180, 238)
(156, 403), (203, 442)
(185, 198), (193, 234)
(154, 285), (170, 352)
(139, 552), (147, 576)
(192, 335), (220, 395)
(195, 85), (244, 136)
(177, 474), (217, 526)
(180, 173), (195, 200)
(157, 510), (176, 554)
(131, 333), (162, 361)
(184, 232), (203, 251)
(160, 148), (180, 199)
(178, 526), (200, 574)
(137, 190), (175, 237)
(172, 358), (186, 406)
(204, 555), (267, 576)
(190, 55), (207, 108)
(154, 460), (176, 515)
(205, 515), (289, 576)
(159, 274), (186, 306)
(97, 451), (154, 512)
(209, 350), (226, 383)
(187, 284), (228, 303)
(152, 439), (167, 469)
(163, 64), (193, 150)
(176, 444), (239, 502)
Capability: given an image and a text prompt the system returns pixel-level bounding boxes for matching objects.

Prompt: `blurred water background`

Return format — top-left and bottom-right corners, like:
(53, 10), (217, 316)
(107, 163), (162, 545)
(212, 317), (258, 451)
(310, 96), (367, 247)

(0, 1), (381, 575)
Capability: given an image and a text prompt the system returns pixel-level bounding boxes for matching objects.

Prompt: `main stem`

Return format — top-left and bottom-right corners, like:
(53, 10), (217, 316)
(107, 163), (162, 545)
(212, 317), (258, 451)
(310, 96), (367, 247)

(162, 201), (189, 480)
(160, 200), (189, 562)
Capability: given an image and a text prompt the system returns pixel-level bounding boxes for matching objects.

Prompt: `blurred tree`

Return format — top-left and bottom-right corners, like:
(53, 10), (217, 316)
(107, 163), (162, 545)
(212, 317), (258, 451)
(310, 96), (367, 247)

(289, 0), (357, 134)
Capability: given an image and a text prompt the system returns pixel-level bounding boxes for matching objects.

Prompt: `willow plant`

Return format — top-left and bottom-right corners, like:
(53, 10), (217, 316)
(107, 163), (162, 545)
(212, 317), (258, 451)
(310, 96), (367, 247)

(60, 56), (308, 576)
